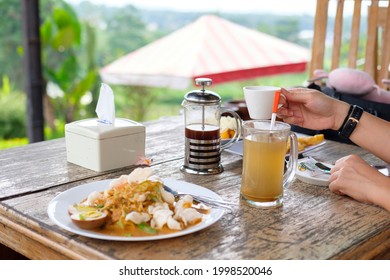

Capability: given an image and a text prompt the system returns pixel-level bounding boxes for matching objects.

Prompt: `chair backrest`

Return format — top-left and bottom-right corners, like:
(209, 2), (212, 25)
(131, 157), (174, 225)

(309, 0), (390, 89)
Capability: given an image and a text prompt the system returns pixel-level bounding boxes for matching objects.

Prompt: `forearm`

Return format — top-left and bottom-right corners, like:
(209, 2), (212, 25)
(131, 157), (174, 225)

(349, 112), (390, 163)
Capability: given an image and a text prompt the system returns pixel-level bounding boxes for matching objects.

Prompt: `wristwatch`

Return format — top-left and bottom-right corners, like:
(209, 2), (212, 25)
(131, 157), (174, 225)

(338, 105), (364, 139)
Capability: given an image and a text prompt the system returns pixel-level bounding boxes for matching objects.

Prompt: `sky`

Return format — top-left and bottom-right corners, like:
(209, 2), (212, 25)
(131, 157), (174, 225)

(65, 0), (322, 15)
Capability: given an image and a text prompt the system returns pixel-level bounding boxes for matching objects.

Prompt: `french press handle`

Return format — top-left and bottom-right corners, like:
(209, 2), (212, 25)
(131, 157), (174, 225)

(220, 109), (242, 150)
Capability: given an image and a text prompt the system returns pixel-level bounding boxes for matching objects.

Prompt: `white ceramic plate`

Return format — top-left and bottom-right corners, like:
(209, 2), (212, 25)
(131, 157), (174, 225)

(47, 178), (225, 241)
(295, 158), (333, 186)
(224, 133), (325, 156)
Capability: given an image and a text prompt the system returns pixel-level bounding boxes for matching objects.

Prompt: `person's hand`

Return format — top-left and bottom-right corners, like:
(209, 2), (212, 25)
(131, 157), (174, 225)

(329, 154), (390, 206)
(277, 88), (349, 131)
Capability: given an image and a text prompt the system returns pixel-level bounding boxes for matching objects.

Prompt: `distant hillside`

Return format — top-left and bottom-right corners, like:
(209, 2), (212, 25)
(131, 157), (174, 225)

(139, 9), (314, 33)
(72, 2), (316, 49)
(71, 2), (364, 51)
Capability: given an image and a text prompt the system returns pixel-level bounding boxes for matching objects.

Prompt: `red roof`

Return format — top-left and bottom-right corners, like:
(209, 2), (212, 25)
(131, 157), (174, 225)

(100, 15), (309, 89)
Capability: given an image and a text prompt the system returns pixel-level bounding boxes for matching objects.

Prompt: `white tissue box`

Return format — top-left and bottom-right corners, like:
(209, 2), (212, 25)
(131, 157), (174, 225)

(65, 118), (145, 172)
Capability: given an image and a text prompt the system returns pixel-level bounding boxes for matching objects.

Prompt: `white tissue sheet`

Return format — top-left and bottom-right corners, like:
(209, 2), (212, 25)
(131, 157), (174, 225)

(95, 83), (115, 125)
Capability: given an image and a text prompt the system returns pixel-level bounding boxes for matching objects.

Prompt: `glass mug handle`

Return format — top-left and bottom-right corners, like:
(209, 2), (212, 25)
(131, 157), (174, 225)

(220, 108), (242, 150)
(283, 132), (298, 187)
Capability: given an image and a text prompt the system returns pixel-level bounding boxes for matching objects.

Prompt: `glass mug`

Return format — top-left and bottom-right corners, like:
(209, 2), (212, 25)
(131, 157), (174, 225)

(240, 120), (298, 208)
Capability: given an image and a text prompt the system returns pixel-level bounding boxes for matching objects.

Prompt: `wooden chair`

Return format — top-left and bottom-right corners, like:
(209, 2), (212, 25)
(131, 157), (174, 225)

(309, 0), (390, 89)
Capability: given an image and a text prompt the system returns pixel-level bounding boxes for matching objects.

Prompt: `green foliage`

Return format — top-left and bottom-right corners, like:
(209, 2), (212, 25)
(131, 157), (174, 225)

(0, 89), (26, 139)
(44, 119), (65, 140)
(0, 138), (28, 150)
(42, 6), (81, 50)
(98, 6), (157, 66)
(258, 17), (299, 40)
(112, 85), (158, 121)
(104, 6), (148, 54)
(0, 0), (24, 90)
(2, 76), (12, 94)
(41, 1), (98, 123)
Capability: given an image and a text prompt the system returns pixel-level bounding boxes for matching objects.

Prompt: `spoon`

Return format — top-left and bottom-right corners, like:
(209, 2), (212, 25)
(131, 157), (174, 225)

(298, 157), (331, 174)
(314, 162), (331, 173)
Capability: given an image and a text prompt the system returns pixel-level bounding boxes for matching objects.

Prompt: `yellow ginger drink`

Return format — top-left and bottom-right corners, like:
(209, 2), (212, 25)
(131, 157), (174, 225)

(241, 135), (286, 202)
(240, 120), (298, 208)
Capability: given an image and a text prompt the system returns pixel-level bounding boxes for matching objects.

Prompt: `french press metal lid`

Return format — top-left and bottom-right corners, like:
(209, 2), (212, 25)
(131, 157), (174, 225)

(183, 78), (221, 104)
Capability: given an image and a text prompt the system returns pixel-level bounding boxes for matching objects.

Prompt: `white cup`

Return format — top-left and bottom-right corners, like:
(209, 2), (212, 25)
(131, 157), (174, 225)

(243, 86), (281, 119)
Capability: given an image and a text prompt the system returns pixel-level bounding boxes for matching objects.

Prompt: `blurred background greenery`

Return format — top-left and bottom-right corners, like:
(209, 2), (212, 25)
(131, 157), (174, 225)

(0, 0), (365, 149)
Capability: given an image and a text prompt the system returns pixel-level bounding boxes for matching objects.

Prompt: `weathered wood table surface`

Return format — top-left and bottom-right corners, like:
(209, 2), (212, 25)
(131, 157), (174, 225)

(0, 116), (389, 259)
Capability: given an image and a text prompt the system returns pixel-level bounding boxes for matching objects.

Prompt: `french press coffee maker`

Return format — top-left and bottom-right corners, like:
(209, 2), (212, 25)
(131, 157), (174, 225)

(181, 78), (242, 175)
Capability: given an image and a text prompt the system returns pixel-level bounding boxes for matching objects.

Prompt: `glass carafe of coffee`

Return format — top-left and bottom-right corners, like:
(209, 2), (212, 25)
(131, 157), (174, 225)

(181, 78), (242, 175)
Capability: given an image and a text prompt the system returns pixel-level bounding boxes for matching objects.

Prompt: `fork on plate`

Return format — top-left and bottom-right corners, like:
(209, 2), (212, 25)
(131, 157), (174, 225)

(163, 185), (237, 211)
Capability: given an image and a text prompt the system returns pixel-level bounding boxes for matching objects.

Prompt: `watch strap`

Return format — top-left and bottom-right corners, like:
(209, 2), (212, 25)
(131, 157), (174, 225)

(338, 105), (364, 139)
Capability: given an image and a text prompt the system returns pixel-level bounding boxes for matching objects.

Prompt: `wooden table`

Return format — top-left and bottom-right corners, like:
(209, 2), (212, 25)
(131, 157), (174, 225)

(0, 116), (389, 260)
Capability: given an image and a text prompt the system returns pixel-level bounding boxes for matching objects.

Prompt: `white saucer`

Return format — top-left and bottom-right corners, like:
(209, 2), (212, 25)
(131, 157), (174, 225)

(295, 158), (333, 186)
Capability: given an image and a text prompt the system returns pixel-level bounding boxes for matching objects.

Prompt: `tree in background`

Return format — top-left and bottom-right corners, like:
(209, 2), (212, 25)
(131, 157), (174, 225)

(258, 17), (303, 45)
(68, 2), (161, 121)
(102, 5), (153, 64)
(72, 2), (156, 66)
(0, 0), (24, 90)
(0, 76), (26, 141)
(40, 0), (98, 127)
(0, 0), (162, 142)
